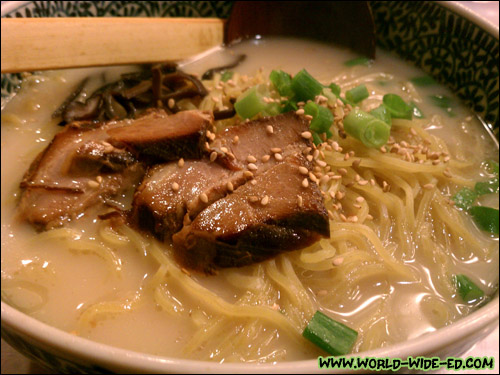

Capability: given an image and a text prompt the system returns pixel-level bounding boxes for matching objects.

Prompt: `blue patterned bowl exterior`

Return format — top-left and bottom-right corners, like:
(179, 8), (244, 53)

(1, 1), (499, 373)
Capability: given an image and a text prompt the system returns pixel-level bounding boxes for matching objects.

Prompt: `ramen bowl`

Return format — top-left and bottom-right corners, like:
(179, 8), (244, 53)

(1, 1), (499, 373)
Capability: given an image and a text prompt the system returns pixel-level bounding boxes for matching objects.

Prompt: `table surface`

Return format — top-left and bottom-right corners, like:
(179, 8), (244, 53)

(1, 1), (499, 374)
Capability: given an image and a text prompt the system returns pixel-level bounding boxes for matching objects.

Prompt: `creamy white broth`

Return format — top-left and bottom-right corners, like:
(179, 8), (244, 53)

(1, 37), (498, 361)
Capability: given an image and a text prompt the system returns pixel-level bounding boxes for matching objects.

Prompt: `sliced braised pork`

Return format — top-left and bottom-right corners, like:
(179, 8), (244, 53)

(172, 154), (330, 274)
(209, 112), (310, 170)
(107, 109), (211, 162)
(132, 160), (251, 239)
(18, 121), (144, 230)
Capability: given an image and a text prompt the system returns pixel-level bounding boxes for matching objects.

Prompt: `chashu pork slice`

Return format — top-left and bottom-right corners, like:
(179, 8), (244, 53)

(107, 109), (211, 162)
(132, 160), (251, 240)
(209, 112), (310, 170)
(18, 121), (144, 230)
(172, 153), (330, 274)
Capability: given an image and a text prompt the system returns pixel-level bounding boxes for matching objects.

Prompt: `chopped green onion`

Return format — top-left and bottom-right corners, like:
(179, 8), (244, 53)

(304, 102), (334, 133)
(429, 94), (454, 108)
(303, 311), (358, 356)
(270, 70), (294, 97)
(281, 100), (298, 113)
(234, 85), (280, 119)
(410, 101), (424, 119)
(321, 87), (337, 106)
(344, 57), (371, 67)
(474, 178), (499, 196)
(486, 160), (499, 175)
(344, 108), (391, 148)
(452, 188), (477, 210)
(234, 86), (267, 119)
(429, 94), (456, 117)
(369, 104), (391, 126)
(291, 69), (324, 102)
(469, 206), (499, 235)
(453, 274), (485, 303)
(312, 132), (323, 146)
(382, 94), (413, 120)
(345, 84), (369, 104)
(410, 76), (436, 87)
(328, 83), (341, 97)
(220, 71), (233, 82)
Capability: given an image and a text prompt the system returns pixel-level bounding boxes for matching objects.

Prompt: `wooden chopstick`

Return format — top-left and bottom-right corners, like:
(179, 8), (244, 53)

(1, 17), (225, 73)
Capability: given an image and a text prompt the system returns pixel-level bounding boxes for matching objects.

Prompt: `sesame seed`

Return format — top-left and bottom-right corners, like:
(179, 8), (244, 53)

(87, 180), (99, 188)
(356, 196), (365, 203)
(210, 152), (218, 162)
(366, 214), (374, 220)
(331, 175), (342, 180)
(96, 176), (103, 183)
(220, 147), (229, 153)
(296, 108), (305, 115)
(168, 98), (175, 109)
(302, 178), (309, 188)
(358, 180), (369, 186)
(336, 191), (345, 200)
(410, 128), (418, 136)
(227, 152), (235, 160)
(274, 153), (283, 161)
(211, 96), (220, 103)
(200, 193), (209, 203)
(309, 172), (318, 183)
(355, 174), (361, 182)
(261, 195), (269, 206)
(297, 195), (303, 207)
(178, 158), (185, 167)
(301, 131), (312, 139)
(303, 147), (312, 155)
(333, 257), (344, 266)
(316, 160), (327, 167)
(306, 155), (313, 162)
(233, 135), (239, 144)
(270, 147), (282, 153)
(248, 163), (258, 171)
(304, 114), (313, 121)
(353, 204), (362, 209)
(344, 153), (350, 161)
(443, 168), (452, 178)
(320, 175), (330, 184)
(338, 168), (348, 176)
(171, 182), (179, 191)
(340, 213), (348, 222)
(243, 171), (254, 179)
(299, 166), (309, 175)
(249, 196), (259, 203)
(247, 155), (257, 163)
(380, 146), (387, 153)
(313, 150), (320, 159)
(423, 183), (435, 190)
(348, 215), (359, 223)
(327, 210), (335, 220)
(204, 142), (210, 151)
(261, 154), (271, 162)
(226, 181), (234, 192)
(250, 179), (257, 185)
(266, 125), (274, 134)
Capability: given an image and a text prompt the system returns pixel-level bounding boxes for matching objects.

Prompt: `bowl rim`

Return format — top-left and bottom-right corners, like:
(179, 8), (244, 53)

(2, 297), (499, 373)
(1, 0), (499, 373)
